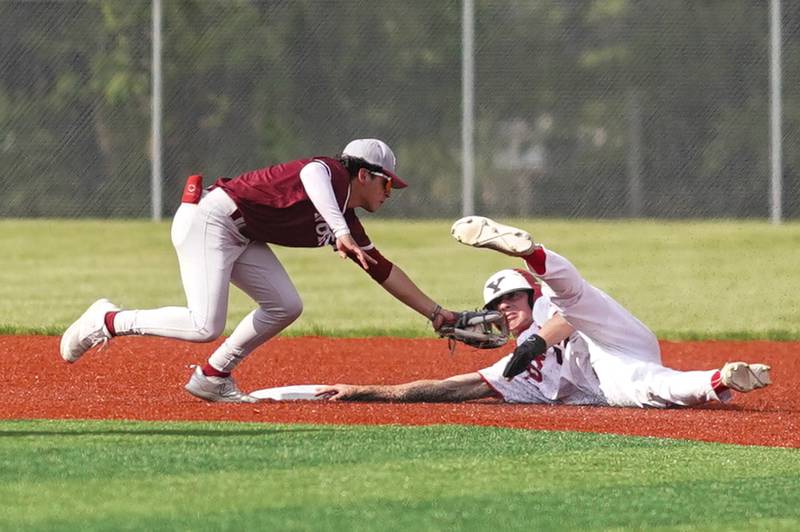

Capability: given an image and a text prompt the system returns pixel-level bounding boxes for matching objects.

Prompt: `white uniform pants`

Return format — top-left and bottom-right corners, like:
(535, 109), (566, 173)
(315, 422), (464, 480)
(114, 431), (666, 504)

(114, 188), (303, 372)
(537, 248), (722, 407)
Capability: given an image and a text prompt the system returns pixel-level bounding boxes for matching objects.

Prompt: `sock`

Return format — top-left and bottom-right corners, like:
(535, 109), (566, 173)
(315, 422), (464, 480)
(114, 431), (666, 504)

(202, 363), (230, 378)
(523, 247), (547, 275)
(104, 311), (119, 337)
(711, 370), (729, 394)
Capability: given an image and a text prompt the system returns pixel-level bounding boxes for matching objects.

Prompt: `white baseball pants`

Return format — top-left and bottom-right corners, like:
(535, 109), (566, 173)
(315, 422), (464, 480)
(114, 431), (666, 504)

(113, 188), (302, 372)
(536, 248), (723, 407)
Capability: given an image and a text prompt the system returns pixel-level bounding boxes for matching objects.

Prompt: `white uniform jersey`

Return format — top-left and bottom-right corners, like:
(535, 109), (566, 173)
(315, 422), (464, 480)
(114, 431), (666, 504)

(479, 293), (605, 405)
(478, 247), (727, 408)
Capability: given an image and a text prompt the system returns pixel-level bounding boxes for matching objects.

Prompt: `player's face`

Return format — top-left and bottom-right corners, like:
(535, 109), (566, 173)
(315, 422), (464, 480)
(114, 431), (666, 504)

(363, 171), (392, 212)
(495, 290), (533, 334)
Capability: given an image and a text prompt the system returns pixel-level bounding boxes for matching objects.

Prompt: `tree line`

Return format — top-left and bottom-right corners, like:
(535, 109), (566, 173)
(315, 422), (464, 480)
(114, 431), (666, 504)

(1, 1), (797, 218)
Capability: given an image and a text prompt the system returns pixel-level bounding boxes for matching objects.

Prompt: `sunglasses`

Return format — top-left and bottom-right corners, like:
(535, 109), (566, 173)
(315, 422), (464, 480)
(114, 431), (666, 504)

(372, 171), (393, 194)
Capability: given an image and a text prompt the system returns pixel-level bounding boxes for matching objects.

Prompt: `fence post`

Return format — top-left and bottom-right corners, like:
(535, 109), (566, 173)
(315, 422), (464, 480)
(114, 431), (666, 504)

(151, 0), (163, 221)
(770, 0), (782, 224)
(461, 0), (475, 217)
(626, 90), (643, 217)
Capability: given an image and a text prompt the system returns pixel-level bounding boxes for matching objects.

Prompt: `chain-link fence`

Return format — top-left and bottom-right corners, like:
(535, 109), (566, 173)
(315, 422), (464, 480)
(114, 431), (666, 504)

(2, 0), (799, 219)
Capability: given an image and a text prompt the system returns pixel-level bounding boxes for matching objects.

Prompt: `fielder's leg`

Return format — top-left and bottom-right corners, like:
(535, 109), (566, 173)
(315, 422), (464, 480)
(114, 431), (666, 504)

(205, 242), (303, 373)
(59, 191), (244, 362)
(112, 189), (246, 341)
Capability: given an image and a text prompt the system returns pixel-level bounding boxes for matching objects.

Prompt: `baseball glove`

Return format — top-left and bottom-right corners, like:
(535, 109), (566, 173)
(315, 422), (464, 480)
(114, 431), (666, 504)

(438, 310), (510, 352)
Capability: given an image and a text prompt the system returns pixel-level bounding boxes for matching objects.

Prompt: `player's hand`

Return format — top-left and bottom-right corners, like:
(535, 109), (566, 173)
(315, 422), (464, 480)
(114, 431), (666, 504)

(502, 334), (547, 380)
(431, 307), (457, 332)
(336, 234), (377, 270)
(316, 384), (357, 401)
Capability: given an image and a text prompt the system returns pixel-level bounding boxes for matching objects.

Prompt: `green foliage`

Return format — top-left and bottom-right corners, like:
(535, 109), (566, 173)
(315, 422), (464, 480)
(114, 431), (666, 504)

(3, 2), (799, 218)
(1, 218), (799, 339)
(1, 419), (798, 531)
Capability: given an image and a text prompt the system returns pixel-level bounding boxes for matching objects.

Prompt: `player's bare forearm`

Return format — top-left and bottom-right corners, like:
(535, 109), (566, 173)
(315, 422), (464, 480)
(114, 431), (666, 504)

(320, 373), (494, 403)
(380, 266), (436, 316)
(392, 377), (493, 402)
(537, 313), (574, 346)
(344, 382), (442, 402)
(380, 266), (455, 328)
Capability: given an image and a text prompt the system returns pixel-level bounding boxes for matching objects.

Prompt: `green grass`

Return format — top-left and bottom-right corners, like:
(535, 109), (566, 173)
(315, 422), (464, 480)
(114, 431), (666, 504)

(2, 218), (799, 339)
(1, 419), (798, 531)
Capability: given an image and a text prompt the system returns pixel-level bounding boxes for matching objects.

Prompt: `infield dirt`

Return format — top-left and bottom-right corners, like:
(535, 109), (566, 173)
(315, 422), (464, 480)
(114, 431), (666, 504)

(4, 336), (798, 447)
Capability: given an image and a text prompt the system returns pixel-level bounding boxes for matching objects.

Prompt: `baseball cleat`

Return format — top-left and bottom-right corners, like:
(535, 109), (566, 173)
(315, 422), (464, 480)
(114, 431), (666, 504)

(184, 365), (258, 403)
(59, 298), (120, 363)
(720, 362), (772, 393)
(451, 216), (535, 256)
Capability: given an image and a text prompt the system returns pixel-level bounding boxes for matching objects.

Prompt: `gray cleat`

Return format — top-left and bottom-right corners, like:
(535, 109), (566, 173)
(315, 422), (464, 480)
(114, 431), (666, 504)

(184, 365), (258, 403)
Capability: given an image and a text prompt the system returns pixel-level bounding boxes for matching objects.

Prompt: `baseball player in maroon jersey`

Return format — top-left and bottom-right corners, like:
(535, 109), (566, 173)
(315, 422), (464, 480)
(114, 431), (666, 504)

(60, 139), (456, 402)
(318, 217), (771, 406)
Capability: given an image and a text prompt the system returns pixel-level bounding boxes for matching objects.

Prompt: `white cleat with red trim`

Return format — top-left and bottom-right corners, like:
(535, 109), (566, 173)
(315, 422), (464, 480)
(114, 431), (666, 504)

(720, 362), (772, 393)
(451, 216), (535, 257)
(59, 298), (119, 363)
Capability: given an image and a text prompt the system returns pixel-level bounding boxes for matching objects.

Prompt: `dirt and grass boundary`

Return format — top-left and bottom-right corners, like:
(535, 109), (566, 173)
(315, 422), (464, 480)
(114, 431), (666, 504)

(4, 336), (797, 447)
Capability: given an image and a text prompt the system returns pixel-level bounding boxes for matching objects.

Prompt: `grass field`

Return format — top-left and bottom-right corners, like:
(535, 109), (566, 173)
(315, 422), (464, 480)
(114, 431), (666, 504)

(3, 420), (800, 531)
(2, 218), (799, 339)
(4, 218), (799, 531)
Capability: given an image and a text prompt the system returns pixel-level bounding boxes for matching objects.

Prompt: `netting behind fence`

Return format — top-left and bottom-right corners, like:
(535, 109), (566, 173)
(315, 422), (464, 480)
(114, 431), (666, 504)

(2, 1), (799, 219)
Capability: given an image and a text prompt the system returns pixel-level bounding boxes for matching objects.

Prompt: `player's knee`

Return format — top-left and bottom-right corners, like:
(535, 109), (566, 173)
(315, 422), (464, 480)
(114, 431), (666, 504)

(188, 317), (226, 343)
(251, 297), (302, 331)
(190, 326), (223, 343)
(182, 309), (226, 342)
(265, 293), (303, 326)
(281, 294), (303, 324)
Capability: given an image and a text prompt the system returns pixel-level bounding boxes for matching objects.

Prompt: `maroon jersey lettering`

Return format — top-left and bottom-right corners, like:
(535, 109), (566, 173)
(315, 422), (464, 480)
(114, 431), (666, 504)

(212, 157), (394, 283)
(212, 157), (369, 249)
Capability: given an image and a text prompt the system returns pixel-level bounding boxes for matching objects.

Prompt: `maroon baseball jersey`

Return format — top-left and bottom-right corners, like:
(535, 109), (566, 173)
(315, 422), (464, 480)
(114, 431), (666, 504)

(211, 156), (393, 282)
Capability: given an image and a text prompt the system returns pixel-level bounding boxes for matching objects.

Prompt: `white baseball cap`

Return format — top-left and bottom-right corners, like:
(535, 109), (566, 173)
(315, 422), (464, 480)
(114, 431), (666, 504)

(342, 138), (408, 189)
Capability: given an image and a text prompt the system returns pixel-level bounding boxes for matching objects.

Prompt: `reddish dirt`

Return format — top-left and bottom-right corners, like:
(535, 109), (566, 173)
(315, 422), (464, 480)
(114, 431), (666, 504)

(3, 336), (798, 447)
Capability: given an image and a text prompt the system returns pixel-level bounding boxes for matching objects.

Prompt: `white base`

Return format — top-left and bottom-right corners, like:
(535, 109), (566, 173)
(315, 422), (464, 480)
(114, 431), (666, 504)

(250, 384), (327, 401)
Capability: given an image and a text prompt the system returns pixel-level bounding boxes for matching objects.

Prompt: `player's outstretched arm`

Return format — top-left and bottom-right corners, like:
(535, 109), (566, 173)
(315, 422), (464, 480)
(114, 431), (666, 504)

(318, 372), (494, 403)
(379, 266), (456, 330)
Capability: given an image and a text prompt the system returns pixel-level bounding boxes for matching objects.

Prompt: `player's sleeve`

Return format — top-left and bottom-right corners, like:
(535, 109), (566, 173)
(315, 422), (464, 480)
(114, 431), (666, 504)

(532, 294), (553, 326)
(343, 210), (394, 283)
(299, 160), (350, 238)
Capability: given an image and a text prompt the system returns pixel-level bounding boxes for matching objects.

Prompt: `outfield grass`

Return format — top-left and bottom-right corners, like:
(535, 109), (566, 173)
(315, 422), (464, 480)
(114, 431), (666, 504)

(1, 419), (798, 531)
(2, 218), (799, 339)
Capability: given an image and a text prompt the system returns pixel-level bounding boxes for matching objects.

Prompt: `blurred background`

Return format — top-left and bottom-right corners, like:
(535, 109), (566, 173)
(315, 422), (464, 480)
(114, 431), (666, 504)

(1, 0), (798, 220)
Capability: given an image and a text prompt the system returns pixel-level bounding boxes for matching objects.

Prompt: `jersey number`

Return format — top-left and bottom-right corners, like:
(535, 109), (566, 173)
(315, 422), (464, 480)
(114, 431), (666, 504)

(524, 338), (568, 382)
(524, 355), (546, 383)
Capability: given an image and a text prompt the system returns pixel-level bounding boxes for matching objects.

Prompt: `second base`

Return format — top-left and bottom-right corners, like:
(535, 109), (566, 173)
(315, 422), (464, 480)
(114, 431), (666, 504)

(249, 384), (328, 401)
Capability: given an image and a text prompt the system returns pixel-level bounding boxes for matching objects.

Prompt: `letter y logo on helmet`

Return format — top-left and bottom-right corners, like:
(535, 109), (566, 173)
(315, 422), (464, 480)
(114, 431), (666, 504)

(485, 276), (505, 295)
